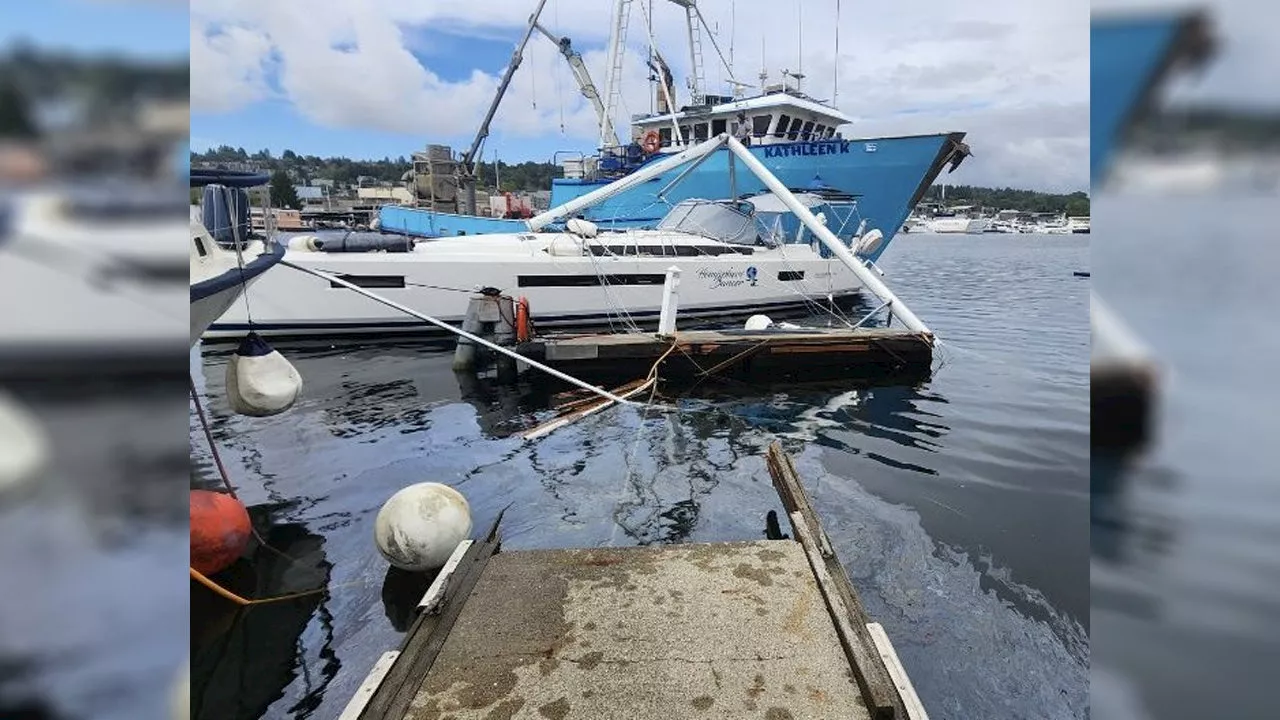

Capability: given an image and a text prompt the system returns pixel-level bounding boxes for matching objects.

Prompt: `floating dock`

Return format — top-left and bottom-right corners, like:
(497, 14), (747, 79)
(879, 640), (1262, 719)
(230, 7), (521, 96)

(517, 328), (934, 385)
(341, 444), (927, 720)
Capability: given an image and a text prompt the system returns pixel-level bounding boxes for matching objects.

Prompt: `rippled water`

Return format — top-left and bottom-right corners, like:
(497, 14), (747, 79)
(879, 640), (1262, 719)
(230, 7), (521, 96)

(190, 233), (1089, 719)
(1091, 194), (1280, 719)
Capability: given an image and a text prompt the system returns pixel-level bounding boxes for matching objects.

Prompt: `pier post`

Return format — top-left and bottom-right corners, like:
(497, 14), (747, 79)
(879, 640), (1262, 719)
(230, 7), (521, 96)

(657, 266), (681, 337)
(493, 295), (518, 383)
(452, 296), (488, 371)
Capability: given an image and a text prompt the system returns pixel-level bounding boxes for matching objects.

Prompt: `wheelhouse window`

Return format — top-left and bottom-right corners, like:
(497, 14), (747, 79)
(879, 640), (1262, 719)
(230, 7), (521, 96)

(711, 118), (727, 135)
(774, 114), (791, 138)
(679, 125), (691, 143)
(693, 122), (709, 142)
(787, 117), (804, 140)
(800, 121), (815, 140)
(813, 124), (827, 139)
(752, 115), (771, 137)
(658, 127), (672, 146)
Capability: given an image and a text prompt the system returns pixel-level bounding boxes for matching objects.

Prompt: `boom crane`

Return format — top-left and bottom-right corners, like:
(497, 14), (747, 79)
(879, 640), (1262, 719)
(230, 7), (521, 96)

(458, 0), (550, 215)
(530, 21), (619, 148)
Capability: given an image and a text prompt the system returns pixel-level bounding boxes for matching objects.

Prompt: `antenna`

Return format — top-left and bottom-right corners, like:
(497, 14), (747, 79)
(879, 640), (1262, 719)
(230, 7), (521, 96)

(834, 0), (840, 105)
(797, 1), (802, 79)
(759, 35), (767, 87)
(730, 2), (736, 75)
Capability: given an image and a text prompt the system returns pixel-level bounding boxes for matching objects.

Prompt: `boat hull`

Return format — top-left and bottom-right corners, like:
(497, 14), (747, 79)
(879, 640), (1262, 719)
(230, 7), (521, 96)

(926, 217), (989, 234)
(190, 242), (285, 346)
(205, 236), (865, 340)
(379, 132), (967, 264)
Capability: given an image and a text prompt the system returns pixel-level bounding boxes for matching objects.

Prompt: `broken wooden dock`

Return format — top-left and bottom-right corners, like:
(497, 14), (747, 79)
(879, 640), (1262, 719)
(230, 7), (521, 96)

(340, 443), (927, 720)
(517, 327), (934, 385)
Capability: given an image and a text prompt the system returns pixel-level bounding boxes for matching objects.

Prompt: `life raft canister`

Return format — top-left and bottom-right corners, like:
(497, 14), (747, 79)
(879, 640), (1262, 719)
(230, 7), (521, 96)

(641, 130), (661, 155)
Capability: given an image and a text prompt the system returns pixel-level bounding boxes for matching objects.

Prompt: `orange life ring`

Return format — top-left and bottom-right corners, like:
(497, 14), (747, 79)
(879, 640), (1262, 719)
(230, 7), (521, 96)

(515, 297), (531, 342)
(641, 130), (661, 154)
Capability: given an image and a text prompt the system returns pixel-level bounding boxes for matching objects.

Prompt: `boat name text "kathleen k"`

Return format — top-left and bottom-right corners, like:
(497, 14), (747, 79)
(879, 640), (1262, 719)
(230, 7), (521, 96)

(762, 141), (856, 159)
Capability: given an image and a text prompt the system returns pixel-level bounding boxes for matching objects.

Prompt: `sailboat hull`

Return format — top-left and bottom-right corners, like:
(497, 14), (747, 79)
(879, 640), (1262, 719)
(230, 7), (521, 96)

(205, 234), (866, 340)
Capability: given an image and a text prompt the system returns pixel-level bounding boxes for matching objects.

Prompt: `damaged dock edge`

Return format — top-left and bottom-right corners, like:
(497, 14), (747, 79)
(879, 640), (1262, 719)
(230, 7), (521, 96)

(767, 442), (912, 720)
(350, 513), (505, 720)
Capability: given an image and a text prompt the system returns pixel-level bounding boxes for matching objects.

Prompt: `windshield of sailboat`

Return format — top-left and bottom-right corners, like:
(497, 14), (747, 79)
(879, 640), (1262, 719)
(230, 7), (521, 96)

(744, 192), (862, 247)
(655, 200), (757, 245)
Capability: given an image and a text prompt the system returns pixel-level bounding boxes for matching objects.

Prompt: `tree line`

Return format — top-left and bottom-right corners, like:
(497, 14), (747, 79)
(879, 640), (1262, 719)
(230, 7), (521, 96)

(922, 185), (1090, 216)
(192, 147), (1088, 213)
(1, 45), (186, 133)
(191, 145), (563, 193)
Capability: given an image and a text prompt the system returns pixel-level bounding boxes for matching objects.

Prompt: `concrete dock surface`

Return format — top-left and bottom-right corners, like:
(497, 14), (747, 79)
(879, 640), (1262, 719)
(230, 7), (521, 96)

(407, 541), (869, 720)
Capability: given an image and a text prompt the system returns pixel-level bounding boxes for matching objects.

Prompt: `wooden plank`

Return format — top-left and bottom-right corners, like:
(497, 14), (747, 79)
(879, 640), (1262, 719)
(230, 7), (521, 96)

(417, 540), (473, 613)
(337, 651), (400, 720)
(358, 512), (505, 720)
(518, 377), (655, 440)
(768, 443), (905, 720)
(791, 513), (901, 720)
(867, 622), (930, 720)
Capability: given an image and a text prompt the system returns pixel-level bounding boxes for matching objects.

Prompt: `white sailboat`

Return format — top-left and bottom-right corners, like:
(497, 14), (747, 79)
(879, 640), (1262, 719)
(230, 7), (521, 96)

(205, 137), (895, 341)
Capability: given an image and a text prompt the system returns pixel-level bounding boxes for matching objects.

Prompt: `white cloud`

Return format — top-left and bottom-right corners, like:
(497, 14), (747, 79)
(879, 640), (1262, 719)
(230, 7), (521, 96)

(191, 0), (1089, 190)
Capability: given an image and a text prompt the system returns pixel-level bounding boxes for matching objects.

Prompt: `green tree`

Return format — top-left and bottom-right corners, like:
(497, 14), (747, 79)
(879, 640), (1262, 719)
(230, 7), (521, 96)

(0, 78), (37, 138)
(269, 169), (301, 209)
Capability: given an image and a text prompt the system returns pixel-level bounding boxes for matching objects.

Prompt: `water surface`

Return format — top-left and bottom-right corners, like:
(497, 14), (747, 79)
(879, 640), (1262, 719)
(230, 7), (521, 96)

(190, 233), (1090, 719)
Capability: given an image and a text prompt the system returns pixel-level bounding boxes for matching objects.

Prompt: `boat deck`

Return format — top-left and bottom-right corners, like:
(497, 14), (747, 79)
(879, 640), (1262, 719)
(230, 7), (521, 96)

(340, 444), (926, 720)
(519, 327), (934, 385)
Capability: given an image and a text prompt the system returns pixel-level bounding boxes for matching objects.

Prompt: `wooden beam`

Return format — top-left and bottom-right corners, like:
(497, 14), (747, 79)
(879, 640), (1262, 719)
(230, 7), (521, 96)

(767, 442), (906, 720)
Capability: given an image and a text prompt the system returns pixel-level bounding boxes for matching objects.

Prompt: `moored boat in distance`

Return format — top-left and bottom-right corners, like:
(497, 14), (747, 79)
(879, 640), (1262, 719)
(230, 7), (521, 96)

(925, 204), (989, 234)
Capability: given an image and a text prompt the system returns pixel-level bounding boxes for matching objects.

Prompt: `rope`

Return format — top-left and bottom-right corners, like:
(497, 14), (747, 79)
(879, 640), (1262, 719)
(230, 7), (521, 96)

(696, 337), (772, 377)
(189, 377), (294, 561)
(190, 566), (332, 604)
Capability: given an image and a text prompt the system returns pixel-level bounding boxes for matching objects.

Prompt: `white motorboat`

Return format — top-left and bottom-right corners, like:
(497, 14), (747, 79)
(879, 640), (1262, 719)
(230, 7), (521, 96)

(189, 171), (286, 346)
(203, 136), (895, 341)
(0, 184), (190, 376)
(926, 205), (989, 234)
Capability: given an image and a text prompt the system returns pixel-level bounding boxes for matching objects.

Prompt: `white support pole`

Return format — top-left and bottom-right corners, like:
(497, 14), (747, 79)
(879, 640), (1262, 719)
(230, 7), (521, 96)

(281, 261), (641, 407)
(526, 134), (729, 231)
(1091, 290), (1152, 366)
(723, 135), (932, 335)
(657, 266), (681, 336)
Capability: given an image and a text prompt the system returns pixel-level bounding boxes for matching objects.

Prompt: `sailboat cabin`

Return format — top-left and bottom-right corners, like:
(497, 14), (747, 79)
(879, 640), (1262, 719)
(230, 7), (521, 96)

(629, 83), (853, 152)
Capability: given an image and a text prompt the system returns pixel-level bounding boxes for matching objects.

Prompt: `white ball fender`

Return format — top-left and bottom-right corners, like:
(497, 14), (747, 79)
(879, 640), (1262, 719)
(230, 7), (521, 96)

(374, 483), (473, 571)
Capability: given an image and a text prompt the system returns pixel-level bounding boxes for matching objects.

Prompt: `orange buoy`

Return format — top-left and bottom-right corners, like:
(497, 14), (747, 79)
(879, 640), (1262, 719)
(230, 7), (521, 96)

(515, 297), (531, 342)
(190, 490), (252, 576)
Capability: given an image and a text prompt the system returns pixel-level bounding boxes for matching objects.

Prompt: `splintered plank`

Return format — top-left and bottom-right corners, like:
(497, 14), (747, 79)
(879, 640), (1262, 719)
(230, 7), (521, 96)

(767, 442), (907, 720)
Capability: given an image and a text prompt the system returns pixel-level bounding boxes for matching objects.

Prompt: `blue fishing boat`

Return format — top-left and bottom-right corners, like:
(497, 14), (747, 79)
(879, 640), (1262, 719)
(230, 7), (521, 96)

(378, 0), (969, 265)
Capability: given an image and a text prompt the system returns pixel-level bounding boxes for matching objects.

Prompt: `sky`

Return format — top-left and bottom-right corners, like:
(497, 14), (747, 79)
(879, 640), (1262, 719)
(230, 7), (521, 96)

(189, 0), (1091, 192)
(0, 0), (188, 59)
